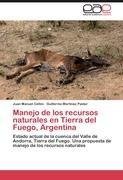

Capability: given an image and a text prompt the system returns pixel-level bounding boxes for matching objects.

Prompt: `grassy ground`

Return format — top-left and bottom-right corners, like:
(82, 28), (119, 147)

(0, 21), (123, 100)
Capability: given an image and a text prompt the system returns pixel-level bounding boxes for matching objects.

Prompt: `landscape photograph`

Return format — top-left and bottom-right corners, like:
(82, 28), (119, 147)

(0, 21), (123, 100)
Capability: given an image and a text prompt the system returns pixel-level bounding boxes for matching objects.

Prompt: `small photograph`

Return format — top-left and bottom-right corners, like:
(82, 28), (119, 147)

(0, 21), (123, 100)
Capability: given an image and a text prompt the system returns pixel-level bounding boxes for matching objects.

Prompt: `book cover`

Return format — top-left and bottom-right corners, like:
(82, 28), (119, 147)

(0, 1), (123, 179)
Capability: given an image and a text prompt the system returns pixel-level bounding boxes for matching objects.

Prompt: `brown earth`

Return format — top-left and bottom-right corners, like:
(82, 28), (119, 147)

(0, 21), (123, 100)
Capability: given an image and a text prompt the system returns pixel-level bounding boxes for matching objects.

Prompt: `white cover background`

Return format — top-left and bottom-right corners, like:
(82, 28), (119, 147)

(0, 100), (123, 170)
(0, 3), (123, 170)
